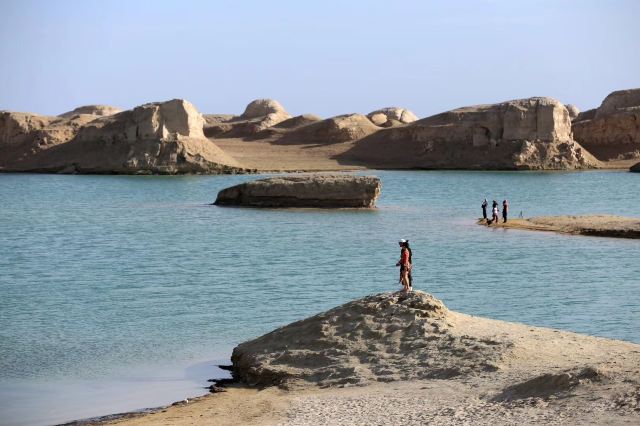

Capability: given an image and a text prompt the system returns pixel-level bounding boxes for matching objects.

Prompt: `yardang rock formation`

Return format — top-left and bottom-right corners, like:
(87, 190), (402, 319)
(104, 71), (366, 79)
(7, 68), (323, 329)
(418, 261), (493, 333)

(572, 88), (640, 160)
(338, 97), (600, 170)
(1, 99), (247, 174)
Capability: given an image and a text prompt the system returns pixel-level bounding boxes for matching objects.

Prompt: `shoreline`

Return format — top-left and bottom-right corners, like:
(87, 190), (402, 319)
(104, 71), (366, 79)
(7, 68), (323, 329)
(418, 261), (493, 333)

(88, 293), (640, 425)
(478, 215), (640, 239)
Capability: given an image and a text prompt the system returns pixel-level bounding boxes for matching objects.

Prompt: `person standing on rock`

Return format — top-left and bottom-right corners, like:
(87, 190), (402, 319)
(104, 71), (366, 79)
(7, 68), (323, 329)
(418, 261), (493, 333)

(481, 198), (488, 220)
(502, 200), (509, 223)
(396, 239), (412, 293)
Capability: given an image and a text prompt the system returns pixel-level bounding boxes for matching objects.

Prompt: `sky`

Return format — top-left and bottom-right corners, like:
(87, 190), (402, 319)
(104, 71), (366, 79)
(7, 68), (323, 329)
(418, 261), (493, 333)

(1, 0), (639, 118)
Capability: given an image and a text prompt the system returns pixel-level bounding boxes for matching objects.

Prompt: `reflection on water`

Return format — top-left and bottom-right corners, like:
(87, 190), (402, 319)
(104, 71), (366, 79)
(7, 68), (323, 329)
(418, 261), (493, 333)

(0, 171), (638, 425)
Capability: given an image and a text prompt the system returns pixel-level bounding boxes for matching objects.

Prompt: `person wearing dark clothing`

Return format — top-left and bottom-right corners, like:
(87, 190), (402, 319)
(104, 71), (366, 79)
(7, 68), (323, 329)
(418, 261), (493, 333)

(502, 200), (509, 223)
(481, 198), (488, 220)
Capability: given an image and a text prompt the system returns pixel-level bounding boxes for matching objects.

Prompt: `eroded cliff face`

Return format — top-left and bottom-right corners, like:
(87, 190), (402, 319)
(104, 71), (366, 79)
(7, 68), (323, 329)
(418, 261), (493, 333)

(572, 89), (640, 161)
(338, 97), (600, 170)
(1, 100), (247, 174)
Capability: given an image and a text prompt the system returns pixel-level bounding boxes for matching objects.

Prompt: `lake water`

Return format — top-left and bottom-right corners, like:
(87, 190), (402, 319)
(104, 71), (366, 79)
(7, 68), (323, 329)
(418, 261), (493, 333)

(1, 171), (639, 425)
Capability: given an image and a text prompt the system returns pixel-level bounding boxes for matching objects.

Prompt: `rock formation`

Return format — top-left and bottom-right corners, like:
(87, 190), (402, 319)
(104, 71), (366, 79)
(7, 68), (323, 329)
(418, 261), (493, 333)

(1, 99), (247, 174)
(572, 88), (640, 160)
(565, 104), (580, 121)
(58, 105), (121, 119)
(203, 99), (292, 138)
(367, 107), (418, 127)
(631, 162), (640, 172)
(277, 114), (380, 145)
(214, 175), (381, 208)
(231, 291), (511, 388)
(339, 97), (600, 170)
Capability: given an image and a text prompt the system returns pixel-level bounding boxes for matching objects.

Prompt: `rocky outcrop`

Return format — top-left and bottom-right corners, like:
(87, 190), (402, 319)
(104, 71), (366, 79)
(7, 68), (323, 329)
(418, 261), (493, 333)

(631, 162), (640, 172)
(565, 104), (580, 121)
(214, 175), (381, 208)
(231, 291), (512, 388)
(277, 114), (380, 145)
(1, 99), (247, 174)
(203, 99), (292, 138)
(367, 107), (418, 127)
(339, 97), (600, 170)
(572, 88), (640, 160)
(58, 105), (121, 119)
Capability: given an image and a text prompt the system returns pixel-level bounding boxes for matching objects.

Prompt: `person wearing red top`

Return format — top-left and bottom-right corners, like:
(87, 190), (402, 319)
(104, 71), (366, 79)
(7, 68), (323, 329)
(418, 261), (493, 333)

(396, 239), (412, 293)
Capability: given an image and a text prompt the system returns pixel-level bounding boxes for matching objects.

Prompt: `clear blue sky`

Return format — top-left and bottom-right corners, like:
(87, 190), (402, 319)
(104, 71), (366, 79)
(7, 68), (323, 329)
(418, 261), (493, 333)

(1, 0), (639, 118)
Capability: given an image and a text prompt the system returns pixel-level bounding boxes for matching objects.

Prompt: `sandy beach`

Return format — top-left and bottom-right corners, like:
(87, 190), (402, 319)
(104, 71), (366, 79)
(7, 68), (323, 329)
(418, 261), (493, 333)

(96, 292), (640, 426)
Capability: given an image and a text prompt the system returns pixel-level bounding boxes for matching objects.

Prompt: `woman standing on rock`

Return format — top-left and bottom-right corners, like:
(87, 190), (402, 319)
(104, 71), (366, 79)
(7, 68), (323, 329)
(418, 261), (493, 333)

(396, 239), (412, 293)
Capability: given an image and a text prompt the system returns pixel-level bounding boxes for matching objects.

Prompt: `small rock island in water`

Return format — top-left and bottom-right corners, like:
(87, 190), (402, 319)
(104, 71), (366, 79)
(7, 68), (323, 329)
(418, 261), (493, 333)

(214, 175), (381, 208)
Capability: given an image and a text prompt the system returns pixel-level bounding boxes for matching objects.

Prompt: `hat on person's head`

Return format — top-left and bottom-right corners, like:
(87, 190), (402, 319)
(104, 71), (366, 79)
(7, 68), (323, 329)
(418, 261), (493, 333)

(399, 239), (407, 243)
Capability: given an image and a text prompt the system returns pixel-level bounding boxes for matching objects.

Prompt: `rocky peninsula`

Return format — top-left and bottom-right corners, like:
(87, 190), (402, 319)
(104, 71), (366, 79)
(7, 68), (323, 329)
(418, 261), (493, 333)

(101, 291), (640, 425)
(479, 215), (640, 239)
(214, 175), (381, 208)
(3, 88), (640, 174)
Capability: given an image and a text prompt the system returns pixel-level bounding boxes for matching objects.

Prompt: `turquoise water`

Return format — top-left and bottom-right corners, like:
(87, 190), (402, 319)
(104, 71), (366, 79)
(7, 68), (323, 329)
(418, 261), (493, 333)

(1, 171), (639, 425)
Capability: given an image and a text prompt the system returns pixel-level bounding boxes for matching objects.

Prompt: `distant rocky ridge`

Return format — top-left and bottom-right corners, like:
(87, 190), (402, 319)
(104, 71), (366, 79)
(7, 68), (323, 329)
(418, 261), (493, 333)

(572, 88), (640, 160)
(214, 175), (381, 208)
(4, 90), (640, 174)
(337, 97), (599, 170)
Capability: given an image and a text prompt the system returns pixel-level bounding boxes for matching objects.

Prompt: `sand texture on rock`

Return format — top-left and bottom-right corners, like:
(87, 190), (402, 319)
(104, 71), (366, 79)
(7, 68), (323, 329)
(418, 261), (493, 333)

(479, 215), (640, 239)
(104, 291), (640, 425)
(214, 175), (381, 208)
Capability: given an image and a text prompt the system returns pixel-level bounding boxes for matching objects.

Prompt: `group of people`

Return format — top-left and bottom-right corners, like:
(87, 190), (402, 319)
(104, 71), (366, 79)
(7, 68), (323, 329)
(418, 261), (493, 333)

(396, 239), (413, 293)
(482, 198), (508, 225)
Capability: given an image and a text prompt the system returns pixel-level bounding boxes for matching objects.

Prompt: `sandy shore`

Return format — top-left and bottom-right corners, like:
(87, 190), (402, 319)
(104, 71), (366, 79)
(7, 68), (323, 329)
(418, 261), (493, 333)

(479, 215), (640, 239)
(95, 292), (640, 426)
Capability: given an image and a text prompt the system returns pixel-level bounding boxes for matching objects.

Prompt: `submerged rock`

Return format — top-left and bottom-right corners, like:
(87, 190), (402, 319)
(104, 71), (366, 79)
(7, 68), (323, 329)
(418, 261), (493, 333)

(214, 175), (381, 208)
(572, 88), (640, 160)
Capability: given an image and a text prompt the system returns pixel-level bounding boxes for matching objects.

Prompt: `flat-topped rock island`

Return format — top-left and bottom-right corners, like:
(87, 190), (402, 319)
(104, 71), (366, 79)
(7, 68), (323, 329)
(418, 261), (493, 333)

(214, 175), (381, 208)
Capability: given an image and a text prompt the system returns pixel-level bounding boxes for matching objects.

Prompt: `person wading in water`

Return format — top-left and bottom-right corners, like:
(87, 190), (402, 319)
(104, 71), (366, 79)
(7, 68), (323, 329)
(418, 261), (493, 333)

(396, 239), (412, 293)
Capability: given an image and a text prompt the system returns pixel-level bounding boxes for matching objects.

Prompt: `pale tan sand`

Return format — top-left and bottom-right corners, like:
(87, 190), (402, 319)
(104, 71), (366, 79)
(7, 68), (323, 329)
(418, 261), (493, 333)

(479, 215), (640, 238)
(99, 292), (640, 425)
(213, 136), (364, 172)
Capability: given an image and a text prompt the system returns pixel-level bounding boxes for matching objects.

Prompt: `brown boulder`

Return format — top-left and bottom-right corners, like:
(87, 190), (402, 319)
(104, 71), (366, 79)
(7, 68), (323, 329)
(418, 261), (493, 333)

(277, 114), (380, 145)
(214, 174), (381, 208)
(572, 88), (640, 160)
(203, 99), (292, 138)
(367, 107), (418, 126)
(339, 97), (600, 170)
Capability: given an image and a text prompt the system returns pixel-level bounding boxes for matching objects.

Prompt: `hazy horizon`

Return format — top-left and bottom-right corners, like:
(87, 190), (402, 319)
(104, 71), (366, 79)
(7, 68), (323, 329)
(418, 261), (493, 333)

(1, 0), (639, 118)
